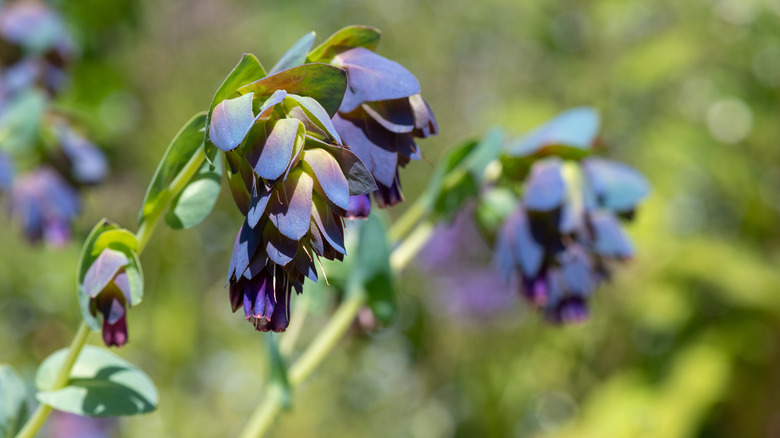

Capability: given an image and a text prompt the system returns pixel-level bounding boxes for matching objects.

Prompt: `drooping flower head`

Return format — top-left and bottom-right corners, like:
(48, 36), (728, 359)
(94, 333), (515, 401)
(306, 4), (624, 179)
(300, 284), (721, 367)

(208, 59), (376, 332)
(495, 109), (650, 323)
(82, 248), (133, 347)
(9, 167), (79, 246)
(305, 26), (438, 213)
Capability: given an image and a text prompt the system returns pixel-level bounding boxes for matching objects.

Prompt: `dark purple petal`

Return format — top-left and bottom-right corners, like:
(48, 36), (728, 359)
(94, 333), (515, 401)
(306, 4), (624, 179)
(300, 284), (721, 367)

(334, 47), (420, 113)
(555, 298), (589, 324)
(362, 98), (414, 134)
(311, 193), (346, 255)
(227, 220), (262, 283)
(558, 246), (595, 296)
(303, 148), (350, 212)
(247, 181), (272, 229)
(346, 194), (371, 219)
(83, 249), (130, 298)
(101, 313), (128, 347)
(209, 93), (255, 152)
(293, 244), (318, 282)
(242, 271), (274, 319)
(409, 94), (438, 138)
(374, 177), (403, 208)
(225, 150), (254, 216)
(333, 112), (399, 187)
(308, 222), (325, 257)
(521, 275), (548, 306)
(524, 158), (566, 211)
(267, 169), (313, 241)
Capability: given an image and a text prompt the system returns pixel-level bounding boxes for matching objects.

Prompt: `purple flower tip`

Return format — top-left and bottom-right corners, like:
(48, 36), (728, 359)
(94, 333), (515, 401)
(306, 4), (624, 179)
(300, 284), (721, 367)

(346, 194), (371, 219)
(556, 298), (589, 324)
(102, 313), (128, 347)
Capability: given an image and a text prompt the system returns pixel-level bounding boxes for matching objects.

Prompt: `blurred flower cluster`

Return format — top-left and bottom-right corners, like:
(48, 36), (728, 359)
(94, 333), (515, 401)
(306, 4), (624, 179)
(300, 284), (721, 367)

(492, 108), (650, 323)
(0, 0), (107, 245)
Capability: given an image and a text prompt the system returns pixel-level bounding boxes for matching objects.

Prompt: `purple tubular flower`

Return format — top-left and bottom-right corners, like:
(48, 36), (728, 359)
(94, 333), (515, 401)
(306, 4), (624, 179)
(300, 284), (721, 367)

(346, 194), (371, 219)
(83, 249), (133, 347)
(9, 167), (79, 246)
(329, 45), (437, 208)
(55, 120), (108, 184)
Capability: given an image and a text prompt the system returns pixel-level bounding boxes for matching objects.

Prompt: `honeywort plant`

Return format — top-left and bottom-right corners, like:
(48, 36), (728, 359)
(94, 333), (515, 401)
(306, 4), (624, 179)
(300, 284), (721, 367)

(0, 25), (649, 438)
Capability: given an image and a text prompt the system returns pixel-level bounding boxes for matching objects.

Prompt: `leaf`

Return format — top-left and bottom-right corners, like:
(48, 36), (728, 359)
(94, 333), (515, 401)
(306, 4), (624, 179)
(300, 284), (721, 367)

(225, 150), (254, 216)
(91, 229), (138, 256)
(303, 148), (350, 211)
(78, 220), (120, 331)
(307, 25), (381, 63)
(266, 337), (292, 408)
(205, 54), (267, 162)
(305, 137), (376, 195)
(209, 93), (256, 152)
(582, 158), (651, 212)
(0, 89), (46, 155)
(138, 113), (208, 225)
(165, 153), (223, 229)
(333, 47), (420, 113)
(351, 215), (395, 324)
(475, 187), (518, 238)
(0, 365), (30, 438)
(589, 210), (635, 259)
(263, 221), (299, 267)
(267, 169), (314, 241)
(523, 158), (566, 212)
(311, 193), (346, 255)
(463, 127), (504, 182)
(419, 140), (480, 221)
(269, 32), (316, 75)
(227, 220), (263, 283)
(284, 94), (342, 143)
(506, 107), (601, 157)
(36, 346), (158, 417)
(238, 63), (347, 117)
(253, 118), (304, 181)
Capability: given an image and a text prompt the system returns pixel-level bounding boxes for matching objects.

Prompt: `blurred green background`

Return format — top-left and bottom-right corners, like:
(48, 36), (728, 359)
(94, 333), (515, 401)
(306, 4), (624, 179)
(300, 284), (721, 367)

(2, 0), (780, 436)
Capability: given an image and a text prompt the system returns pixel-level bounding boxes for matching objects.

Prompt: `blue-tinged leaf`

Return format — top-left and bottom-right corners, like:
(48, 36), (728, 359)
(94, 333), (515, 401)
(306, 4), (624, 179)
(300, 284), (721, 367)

(311, 193), (346, 254)
(205, 54), (267, 161)
(333, 47), (420, 113)
(78, 220), (120, 331)
(225, 150), (254, 216)
(227, 220), (262, 283)
(139, 113), (207, 225)
(253, 119), (303, 181)
(332, 112), (398, 187)
(83, 249), (129, 298)
(0, 364), (30, 438)
(506, 208), (544, 279)
(589, 210), (635, 259)
(284, 94), (342, 143)
(165, 153), (223, 229)
(523, 158), (565, 211)
(209, 93), (256, 152)
(307, 25), (381, 63)
(238, 63), (347, 117)
(303, 148), (350, 211)
(256, 89), (287, 119)
(247, 183), (272, 229)
(507, 107), (600, 157)
(305, 137), (377, 196)
(269, 32), (316, 75)
(558, 246), (595, 296)
(583, 158), (651, 212)
(351, 215), (395, 324)
(36, 346), (157, 417)
(293, 243), (318, 282)
(267, 169), (314, 241)
(263, 221), (299, 266)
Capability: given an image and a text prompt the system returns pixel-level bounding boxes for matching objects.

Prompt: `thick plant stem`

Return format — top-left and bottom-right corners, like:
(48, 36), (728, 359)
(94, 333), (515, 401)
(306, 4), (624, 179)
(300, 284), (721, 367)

(15, 145), (207, 438)
(15, 322), (91, 438)
(387, 197), (426, 243)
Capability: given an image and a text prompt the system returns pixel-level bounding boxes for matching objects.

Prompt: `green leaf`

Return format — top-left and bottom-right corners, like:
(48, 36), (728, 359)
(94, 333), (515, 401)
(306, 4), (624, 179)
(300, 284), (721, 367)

(36, 346), (158, 417)
(91, 229), (138, 256)
(475, 187), (518, 239)
(307, 25), (381, 63)
(463, 127), (504, 182)
(238, 63), (347, 118)
(165, 153), (223, 229)
(205, 54), (267, 163)
(0, 89), (46, 155)
(266, 337), (292, 409)
(78, 220), (120, 331)
(269, 32), (316, 75)
(0, 365), (30, 438)
(352, 215), (395, 324)
(138, 112), (208, 225)
(284, 93), (342, 143)
(125, 249), (144, 307)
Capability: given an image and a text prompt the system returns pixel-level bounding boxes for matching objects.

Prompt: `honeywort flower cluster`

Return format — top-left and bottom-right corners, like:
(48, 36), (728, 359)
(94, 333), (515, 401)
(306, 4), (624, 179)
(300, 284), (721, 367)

(0, 0), (107, 245)
(494, 109), (650, 323)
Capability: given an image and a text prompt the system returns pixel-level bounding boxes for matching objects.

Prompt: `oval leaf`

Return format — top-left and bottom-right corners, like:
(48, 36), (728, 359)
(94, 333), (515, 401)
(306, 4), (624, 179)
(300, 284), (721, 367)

(209, 93), (256, 152)
(523, 158), (565, 212)
(333, 47), (421, 113)
(254, 118), (303, 181)
(238, 63), (347, 117)
(583, 158), (650, 212)
(36, 346), (158, 417)
(269, 32), (316, 75)
(165, 154), (223, 229)
(0, 365), (30, 438)
(284, 94), (342, 143)
(507, 107), (600, 157)
(304, 136), (376, 196)
(307, 25), (381, 63)
(303, 148), (350, 211)
(267, 169), (314, 241)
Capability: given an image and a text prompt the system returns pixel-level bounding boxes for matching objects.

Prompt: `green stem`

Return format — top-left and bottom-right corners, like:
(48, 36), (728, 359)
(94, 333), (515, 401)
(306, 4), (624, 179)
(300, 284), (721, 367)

(387, 197), (427, 243)
(279, 293), (309, 358)
(15, 145), (207, 438)
(15, 322), (91, 438)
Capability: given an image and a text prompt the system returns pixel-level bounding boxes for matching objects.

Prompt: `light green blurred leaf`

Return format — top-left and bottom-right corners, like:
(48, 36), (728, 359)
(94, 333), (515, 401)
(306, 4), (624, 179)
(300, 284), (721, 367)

(0, 365), (30, 438)
(352, 215), (395, 324)
(165, 153), (223, 230)
(270, 32), (316, 75)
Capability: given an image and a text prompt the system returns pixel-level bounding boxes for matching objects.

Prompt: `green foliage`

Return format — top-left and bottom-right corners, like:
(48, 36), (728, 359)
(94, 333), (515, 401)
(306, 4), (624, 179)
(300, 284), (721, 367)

(165, 153), (223, 229)
(36, 346), (158, 417)
(0, 365), (30, 438)
(352, 215), (395, 324)
(266, 337), (292, 409)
